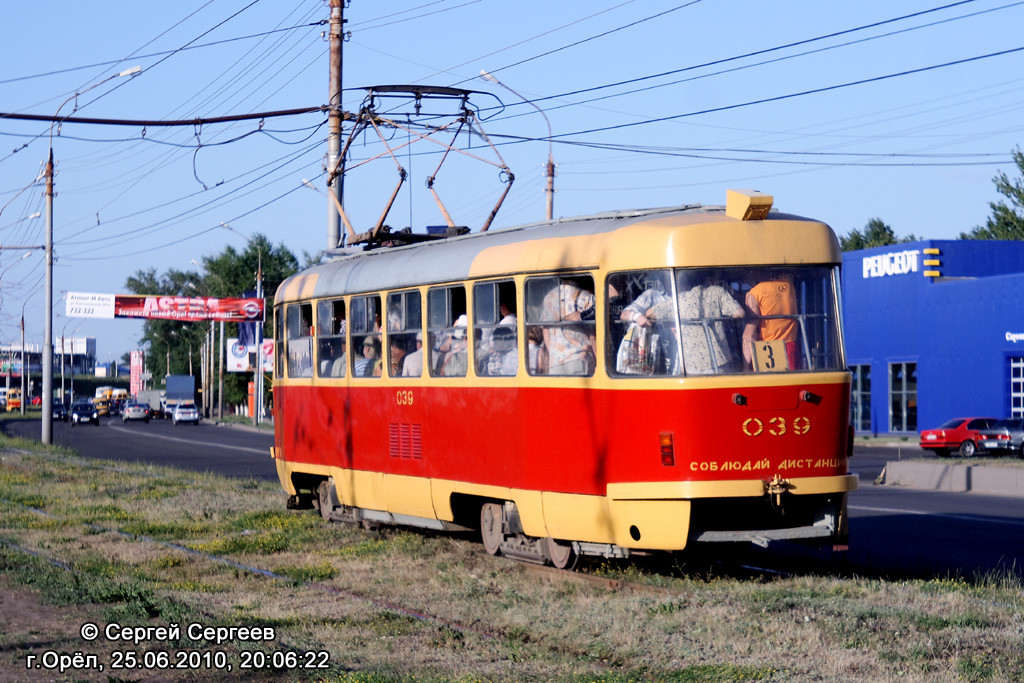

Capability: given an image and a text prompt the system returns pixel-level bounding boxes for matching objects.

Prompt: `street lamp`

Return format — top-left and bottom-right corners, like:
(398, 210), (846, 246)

(479, 70), (555, 221)
(221, 222), (265, 427)
(42, 65), (141, 444)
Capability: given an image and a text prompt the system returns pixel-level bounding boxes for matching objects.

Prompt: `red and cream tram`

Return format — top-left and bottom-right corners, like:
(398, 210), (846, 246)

(272, 189), (858, 568)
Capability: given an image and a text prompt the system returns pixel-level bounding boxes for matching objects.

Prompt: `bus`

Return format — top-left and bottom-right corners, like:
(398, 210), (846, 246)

(6, 387), (21, 412)
(271, 190), (858, 568)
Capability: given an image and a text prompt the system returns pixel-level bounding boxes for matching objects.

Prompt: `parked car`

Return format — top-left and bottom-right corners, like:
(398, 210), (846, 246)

(70, 400), (100, 426)
(976, 418), (1024, 457)
(52, 400), (68, 422)
(172, 401), (200, 426)
(30, 395), (41, 405)
(122, 401), (150, 423)
(919, 417), (997, 457)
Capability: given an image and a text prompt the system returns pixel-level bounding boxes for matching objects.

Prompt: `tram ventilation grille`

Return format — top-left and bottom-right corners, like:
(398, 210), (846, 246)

(389, 423), (423, 459)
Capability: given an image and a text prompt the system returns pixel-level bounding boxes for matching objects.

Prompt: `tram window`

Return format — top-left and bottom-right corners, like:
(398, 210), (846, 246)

(316, 299), (346, 378)
(275, 307), (285, 377)
(609, 270), (681, 377)
(427, 285), (468, 377)
(473, 280), (518, 377)
(608, 266), (843, 376)
(386, 290), (422, 377)
(350, 294), (382, 378)
(525, 275), (596, 377)
(286, 303), (314, 378)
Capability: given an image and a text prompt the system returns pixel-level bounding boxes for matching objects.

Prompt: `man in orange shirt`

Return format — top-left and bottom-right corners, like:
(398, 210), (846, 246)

(742, 274), (799, 370)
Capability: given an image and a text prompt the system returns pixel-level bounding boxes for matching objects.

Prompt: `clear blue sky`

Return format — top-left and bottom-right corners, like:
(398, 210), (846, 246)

(2, 0), (1022, 362)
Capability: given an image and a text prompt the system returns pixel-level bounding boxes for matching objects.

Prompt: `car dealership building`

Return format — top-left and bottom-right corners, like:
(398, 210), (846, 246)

(842, 240), (1024, 435)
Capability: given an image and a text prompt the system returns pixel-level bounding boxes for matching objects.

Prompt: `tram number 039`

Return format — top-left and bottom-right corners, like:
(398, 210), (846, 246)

(742, 416), (810, 437)
(396, 390), (414, 406)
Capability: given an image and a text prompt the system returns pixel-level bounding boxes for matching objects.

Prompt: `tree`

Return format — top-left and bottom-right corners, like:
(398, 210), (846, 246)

(839, 218), (918, 251)
(126, 234), (299, 408)
(960, 147), (1024, 240)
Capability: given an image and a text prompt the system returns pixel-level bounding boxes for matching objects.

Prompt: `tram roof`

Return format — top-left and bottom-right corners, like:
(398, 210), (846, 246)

(276, 201), (840, 304)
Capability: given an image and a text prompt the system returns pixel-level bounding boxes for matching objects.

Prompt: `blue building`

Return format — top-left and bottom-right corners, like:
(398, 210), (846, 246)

(842, 240), (1024, 435)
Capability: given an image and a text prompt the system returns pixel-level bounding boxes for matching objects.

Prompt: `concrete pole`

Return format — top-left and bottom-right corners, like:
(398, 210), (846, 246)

(20, 315), (25, 416)
(218, 320), (224, 420)
(326, 0), (345, 250)
(42, 151), (53, 442)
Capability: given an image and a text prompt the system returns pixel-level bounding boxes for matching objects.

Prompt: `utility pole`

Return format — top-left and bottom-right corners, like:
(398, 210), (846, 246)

(218, 320), (224, 420)
(326, 0), (346, 250)
(42, 151), (53, 442)
(20, 314), (25, 416)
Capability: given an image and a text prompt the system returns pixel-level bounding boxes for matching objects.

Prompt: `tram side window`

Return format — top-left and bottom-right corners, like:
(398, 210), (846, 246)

(350, 294), (382, 378)
(387, 290), (422, 377)
(609, 269), (681, 377)
(286, 303), (314, 378)
(316, 299), (346, 378)
(526, 275), (596, 377)
(274, 307), (285, 377)
(473, 280), (518, 377)
(427, 285), (468, 377)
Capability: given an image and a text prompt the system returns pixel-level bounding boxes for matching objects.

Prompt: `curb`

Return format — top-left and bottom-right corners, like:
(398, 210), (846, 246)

(883, 460), (1024, 498)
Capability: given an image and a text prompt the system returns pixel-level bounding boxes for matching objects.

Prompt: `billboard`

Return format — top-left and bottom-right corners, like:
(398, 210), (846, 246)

(226, 339), (273, 373)
(67, 292), (264, 322)
(130, 351), (144, 396)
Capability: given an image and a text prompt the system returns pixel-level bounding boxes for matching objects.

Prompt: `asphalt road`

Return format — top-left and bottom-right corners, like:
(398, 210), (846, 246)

(6, 415), (277, 480)
(5, 418), (1023, 578)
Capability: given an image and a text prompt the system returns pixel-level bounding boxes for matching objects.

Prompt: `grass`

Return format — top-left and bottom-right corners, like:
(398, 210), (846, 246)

(1, 434), (1023, 682)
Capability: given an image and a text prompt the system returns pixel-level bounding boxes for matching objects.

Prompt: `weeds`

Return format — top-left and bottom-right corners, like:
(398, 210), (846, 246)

(1, 440), (1023, 682)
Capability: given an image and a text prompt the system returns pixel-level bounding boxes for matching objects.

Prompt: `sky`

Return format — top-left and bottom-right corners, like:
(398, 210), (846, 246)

(1, 0), (1023, 363)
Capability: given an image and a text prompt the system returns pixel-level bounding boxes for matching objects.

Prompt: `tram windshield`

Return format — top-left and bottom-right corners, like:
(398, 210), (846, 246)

(608, 266), (843, 377)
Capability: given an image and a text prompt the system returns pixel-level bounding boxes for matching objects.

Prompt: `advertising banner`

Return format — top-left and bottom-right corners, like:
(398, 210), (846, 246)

(113, 295), (264, 322)
(129, 351), (143, 396)
(226, 339), (275, 373)
(226, 338), (252, 372)
(261, 339), (275, 372)
(66, 292), (264, 322)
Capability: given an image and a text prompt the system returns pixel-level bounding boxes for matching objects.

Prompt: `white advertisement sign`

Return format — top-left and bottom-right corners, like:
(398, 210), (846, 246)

(227, 338), (274, 373)
(226, 338), (251, 372)
(66, 292), (115, 318)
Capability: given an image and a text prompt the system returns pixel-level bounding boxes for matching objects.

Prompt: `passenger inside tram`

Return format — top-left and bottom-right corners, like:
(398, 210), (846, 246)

(742, 270), (799, 371)
(676, 269), (746, 375)
(541, 278), (597, 376)
(481, 325), (517, 376)
(435, 315), (469, 376)
(402, 332), (424, 377)
(355, 335), (381, 377)
(616, 272), (678, 376)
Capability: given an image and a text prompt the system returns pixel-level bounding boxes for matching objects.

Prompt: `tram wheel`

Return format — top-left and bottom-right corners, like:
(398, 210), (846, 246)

(959, 440), (976, 458)
(545, 537), (579, 570)
(317, 480), (334, 522)
(480, 503), (504, 556)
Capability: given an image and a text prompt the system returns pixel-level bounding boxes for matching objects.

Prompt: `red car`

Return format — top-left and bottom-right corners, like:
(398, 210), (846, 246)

(30, 396), (41, 405)
(920, 417), (997, 457)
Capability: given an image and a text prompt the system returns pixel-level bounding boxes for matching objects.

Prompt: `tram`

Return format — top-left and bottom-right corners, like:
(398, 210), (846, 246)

(272, 189), (858, 568)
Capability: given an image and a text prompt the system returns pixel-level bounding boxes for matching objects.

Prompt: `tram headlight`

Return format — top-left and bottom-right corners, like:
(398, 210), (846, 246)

(659, 433), (675, 467)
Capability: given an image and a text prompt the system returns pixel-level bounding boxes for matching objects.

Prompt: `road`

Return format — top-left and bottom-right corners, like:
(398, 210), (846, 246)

(5, 418), (1023, 578)
(6, 415), (276, 480)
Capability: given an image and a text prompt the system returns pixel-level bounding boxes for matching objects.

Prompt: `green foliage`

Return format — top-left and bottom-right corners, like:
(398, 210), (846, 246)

(839, 218), (918, 251)
(960, 147), (1024, 240)
(123, 233), (299, 406)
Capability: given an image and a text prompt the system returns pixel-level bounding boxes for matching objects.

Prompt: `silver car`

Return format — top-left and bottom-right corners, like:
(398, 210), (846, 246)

(978, 418), (1024, 457)
(172, 402), (200, 426)
(122, 401), (150, 423)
